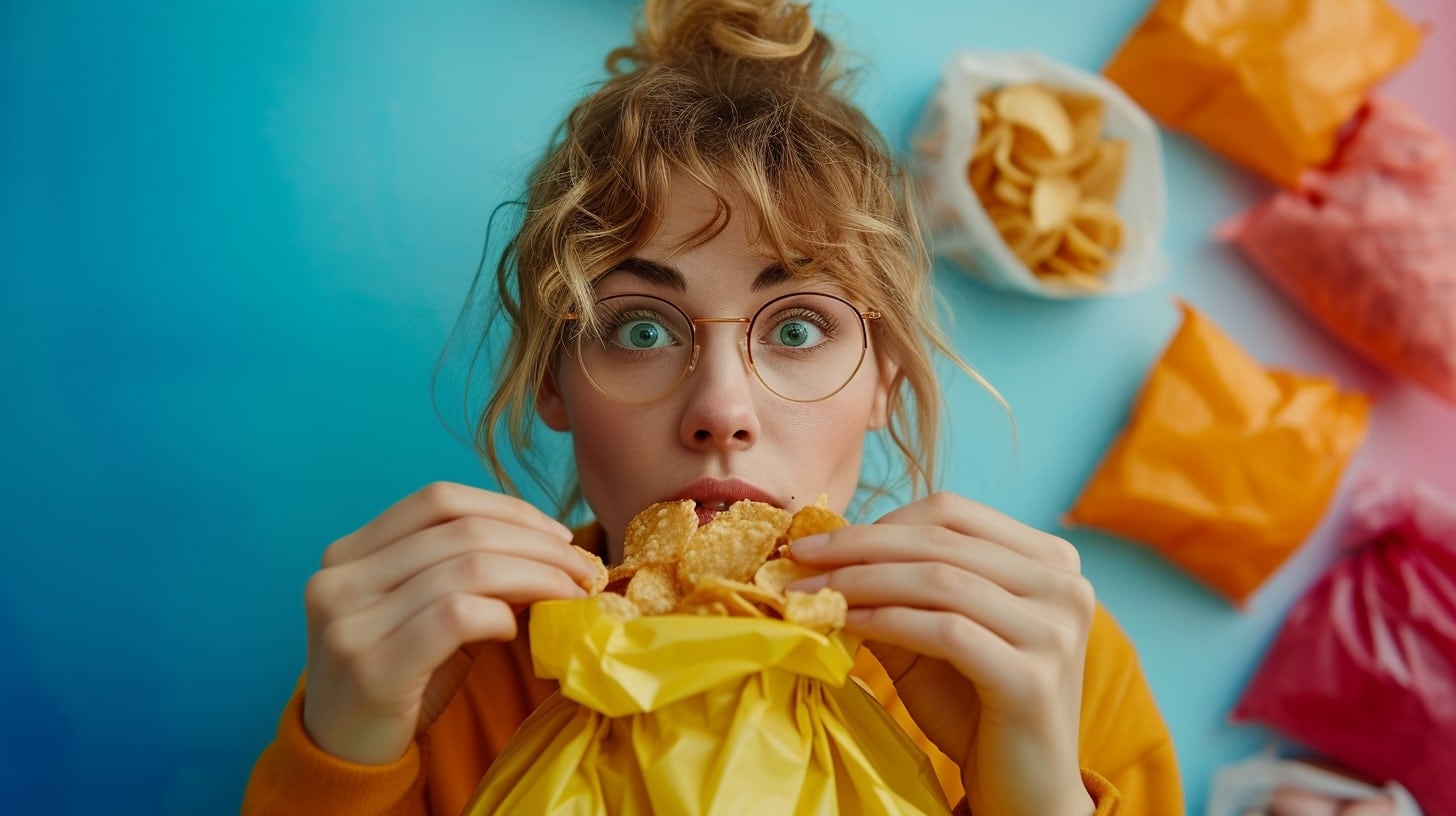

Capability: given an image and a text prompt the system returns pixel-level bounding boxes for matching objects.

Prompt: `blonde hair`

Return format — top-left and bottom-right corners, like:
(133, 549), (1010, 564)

(450, 0), (997, 517)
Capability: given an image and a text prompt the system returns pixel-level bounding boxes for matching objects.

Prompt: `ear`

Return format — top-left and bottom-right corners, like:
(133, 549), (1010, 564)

(536, 369), (571, 432)
(865, 352), (899, 431)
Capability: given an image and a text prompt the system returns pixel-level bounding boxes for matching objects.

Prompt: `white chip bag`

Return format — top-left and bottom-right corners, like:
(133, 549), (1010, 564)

(912, 51), (1168, 298)
(1206, 755), (1422, 816)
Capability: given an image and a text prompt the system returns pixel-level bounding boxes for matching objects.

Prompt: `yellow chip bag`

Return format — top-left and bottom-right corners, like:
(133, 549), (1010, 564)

(1065, 303), (1370, 606)
(464, 501), (952, 814)
(1103, 0), (1423, 188)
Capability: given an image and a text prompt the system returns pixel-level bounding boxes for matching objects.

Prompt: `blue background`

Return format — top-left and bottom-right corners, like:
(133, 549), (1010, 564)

(3, 1), (1454, 813)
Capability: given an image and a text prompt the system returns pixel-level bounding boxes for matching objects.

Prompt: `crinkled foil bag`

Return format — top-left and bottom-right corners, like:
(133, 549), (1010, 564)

(1221, 98), (1456, 406)
(1103, 0), (1422, 188)
(463, 597), (951, 815)
(1066, 302), (1370, 607)
(1232, 476), (1456, 815)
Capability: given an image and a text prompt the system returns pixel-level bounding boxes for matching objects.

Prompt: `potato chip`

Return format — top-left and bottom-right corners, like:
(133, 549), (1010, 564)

(1071, 200), (1123, 250)
(1030, 175), (1080, 233)
(606, 562), (640, 585)
(754, 558), (822, 595)
(687, 600), (731, 617)
(680, 580), (768, 618)
(1063, 222), (1111, 266)
(992, 132), (1037, 188)
(621, 499), (697, 567)
(1019, 132), (1098, 177)
(696, 575), (786, 610)
(784, 504), (850, 544)
(968, 155), (996, 193)
(991, 175), (1030, 208)
(784, 588), (849, 634)
(572, 545), (609, 594)
(993, 84), (1074, 155)
(1058, 90), (1104, 144)
(1077, 140), (1128, 202)
(679, 518), (778, 587)
(966, 82), (1129, 286)
(972, 120), (1010, 160)
(715, 500), (792, 538)
(625, 562), (683, 616)
(595, 592), (642, 621)
(1012, 225), (1063, 268)
(600, 500), (852, 634)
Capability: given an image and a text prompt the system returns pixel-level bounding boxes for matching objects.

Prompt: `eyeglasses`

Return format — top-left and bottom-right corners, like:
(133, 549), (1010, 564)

(563, 291), (881, 404)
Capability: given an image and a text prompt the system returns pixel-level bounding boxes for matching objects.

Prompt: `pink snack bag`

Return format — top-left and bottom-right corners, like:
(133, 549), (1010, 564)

(1221, 98), (1456, 405)
(1232, 475), (1456, 815)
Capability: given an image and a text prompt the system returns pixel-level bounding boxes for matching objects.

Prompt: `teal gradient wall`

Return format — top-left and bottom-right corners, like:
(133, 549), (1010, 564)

(3, 1), (1452, 814)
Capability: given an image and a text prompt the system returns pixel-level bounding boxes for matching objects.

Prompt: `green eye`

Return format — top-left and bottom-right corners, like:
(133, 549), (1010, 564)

(615, 319), (671, 349)
(774, 319), (822, 348)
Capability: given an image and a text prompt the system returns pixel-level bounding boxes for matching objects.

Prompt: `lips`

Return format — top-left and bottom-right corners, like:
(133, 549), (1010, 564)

(663, 478), (779, 526)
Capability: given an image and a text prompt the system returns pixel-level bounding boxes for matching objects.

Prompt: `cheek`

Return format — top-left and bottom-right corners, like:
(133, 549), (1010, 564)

(767, 389), (879, 502)
(557, 373), (669, 535)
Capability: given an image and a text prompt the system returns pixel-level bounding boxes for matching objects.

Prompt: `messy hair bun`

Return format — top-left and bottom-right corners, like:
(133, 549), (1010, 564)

(608, 0), (827, 83)
(473, 0), (989, 518)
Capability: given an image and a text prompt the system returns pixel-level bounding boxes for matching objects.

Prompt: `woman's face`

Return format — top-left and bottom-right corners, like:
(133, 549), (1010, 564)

(537, 176), (896, 560)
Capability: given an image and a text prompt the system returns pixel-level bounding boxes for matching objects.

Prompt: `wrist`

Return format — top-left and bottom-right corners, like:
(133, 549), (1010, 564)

(959, 773), (1095, 816)
(302, 696), (414, 766)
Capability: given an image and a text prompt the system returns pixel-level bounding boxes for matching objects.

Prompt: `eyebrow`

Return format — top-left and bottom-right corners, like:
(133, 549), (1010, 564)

(606, 257), (793, 291)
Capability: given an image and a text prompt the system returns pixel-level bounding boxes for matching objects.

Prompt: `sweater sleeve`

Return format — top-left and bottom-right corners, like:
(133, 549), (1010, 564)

(1075, 605), (1184, 816)
(241, 526), (600, 816)
(851, 602), (1183, 815)
(240, 676), (428, 816)
(949, 768), (1121, 815)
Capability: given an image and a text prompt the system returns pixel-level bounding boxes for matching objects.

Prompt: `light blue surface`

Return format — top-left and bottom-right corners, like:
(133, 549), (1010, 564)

(4, 2), (1453, 814)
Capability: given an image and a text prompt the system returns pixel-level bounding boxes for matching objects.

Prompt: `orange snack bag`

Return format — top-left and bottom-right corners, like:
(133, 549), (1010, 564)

(1066, 303), (1370, 606)
(1103, 0), (1423, 188)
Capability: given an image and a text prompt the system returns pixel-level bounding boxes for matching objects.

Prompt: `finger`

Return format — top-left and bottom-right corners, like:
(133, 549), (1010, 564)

(354, 594), (521, 703)
(788, 524), (1049, 598)
(844, 605), (1024, 702)
(874, 492), (1078, 569)
(334, 552), (586, 650)
(327, 482), (573, 566)
(307, 518), (595, 625)
(797, 562), (1042, 647)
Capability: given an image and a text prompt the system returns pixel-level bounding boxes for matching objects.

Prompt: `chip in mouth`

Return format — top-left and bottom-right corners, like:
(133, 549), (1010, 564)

(584, 496), (850, 633)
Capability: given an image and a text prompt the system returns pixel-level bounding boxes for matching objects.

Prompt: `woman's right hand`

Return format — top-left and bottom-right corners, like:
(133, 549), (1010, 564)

(299, 481), (592, 764)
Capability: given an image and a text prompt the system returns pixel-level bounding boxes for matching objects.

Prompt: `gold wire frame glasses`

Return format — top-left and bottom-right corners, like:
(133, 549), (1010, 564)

(562, 291), (882, 404)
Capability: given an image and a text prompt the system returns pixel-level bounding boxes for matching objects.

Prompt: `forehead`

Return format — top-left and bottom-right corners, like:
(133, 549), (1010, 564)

(593, 175), (856, 300)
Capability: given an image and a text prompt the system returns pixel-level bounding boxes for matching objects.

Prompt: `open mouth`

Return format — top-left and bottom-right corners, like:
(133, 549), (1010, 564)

(693, 500), (734, 526)
(665, 478), (780, 527)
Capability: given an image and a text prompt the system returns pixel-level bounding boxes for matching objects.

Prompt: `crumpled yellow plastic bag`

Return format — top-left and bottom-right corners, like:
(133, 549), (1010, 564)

(1065, 303), (1370, 607)
(463, 597), (951, 815)
(1103, 0), (1423, 188)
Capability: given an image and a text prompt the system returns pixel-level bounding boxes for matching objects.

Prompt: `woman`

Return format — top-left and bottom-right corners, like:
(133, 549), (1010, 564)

(243, 1), (1182, 813)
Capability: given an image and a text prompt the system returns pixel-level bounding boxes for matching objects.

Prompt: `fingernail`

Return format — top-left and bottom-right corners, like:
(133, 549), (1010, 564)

(788, 574), (829, 593)
(790, 534), (830, 555)
(549, 520), (575, 541)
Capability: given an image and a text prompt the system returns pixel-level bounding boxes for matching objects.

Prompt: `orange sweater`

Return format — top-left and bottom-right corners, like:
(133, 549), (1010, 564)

(243, 527), (1183, 815)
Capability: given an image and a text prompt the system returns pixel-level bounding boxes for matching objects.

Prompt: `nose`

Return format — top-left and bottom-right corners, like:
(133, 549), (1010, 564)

(678, 326), (761, 452)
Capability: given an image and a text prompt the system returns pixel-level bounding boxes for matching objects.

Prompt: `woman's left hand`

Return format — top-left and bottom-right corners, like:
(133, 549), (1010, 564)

(787, 492), (1097, 816)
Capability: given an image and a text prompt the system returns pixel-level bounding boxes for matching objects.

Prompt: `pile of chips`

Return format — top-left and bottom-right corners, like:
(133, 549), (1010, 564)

(968, 83), (1129, 290)
(573, 497), (850, 634)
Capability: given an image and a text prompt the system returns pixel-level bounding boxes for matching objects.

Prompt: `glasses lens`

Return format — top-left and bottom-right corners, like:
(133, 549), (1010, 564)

(575, 294), (693, 403)
(748, 293), (868, 402)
